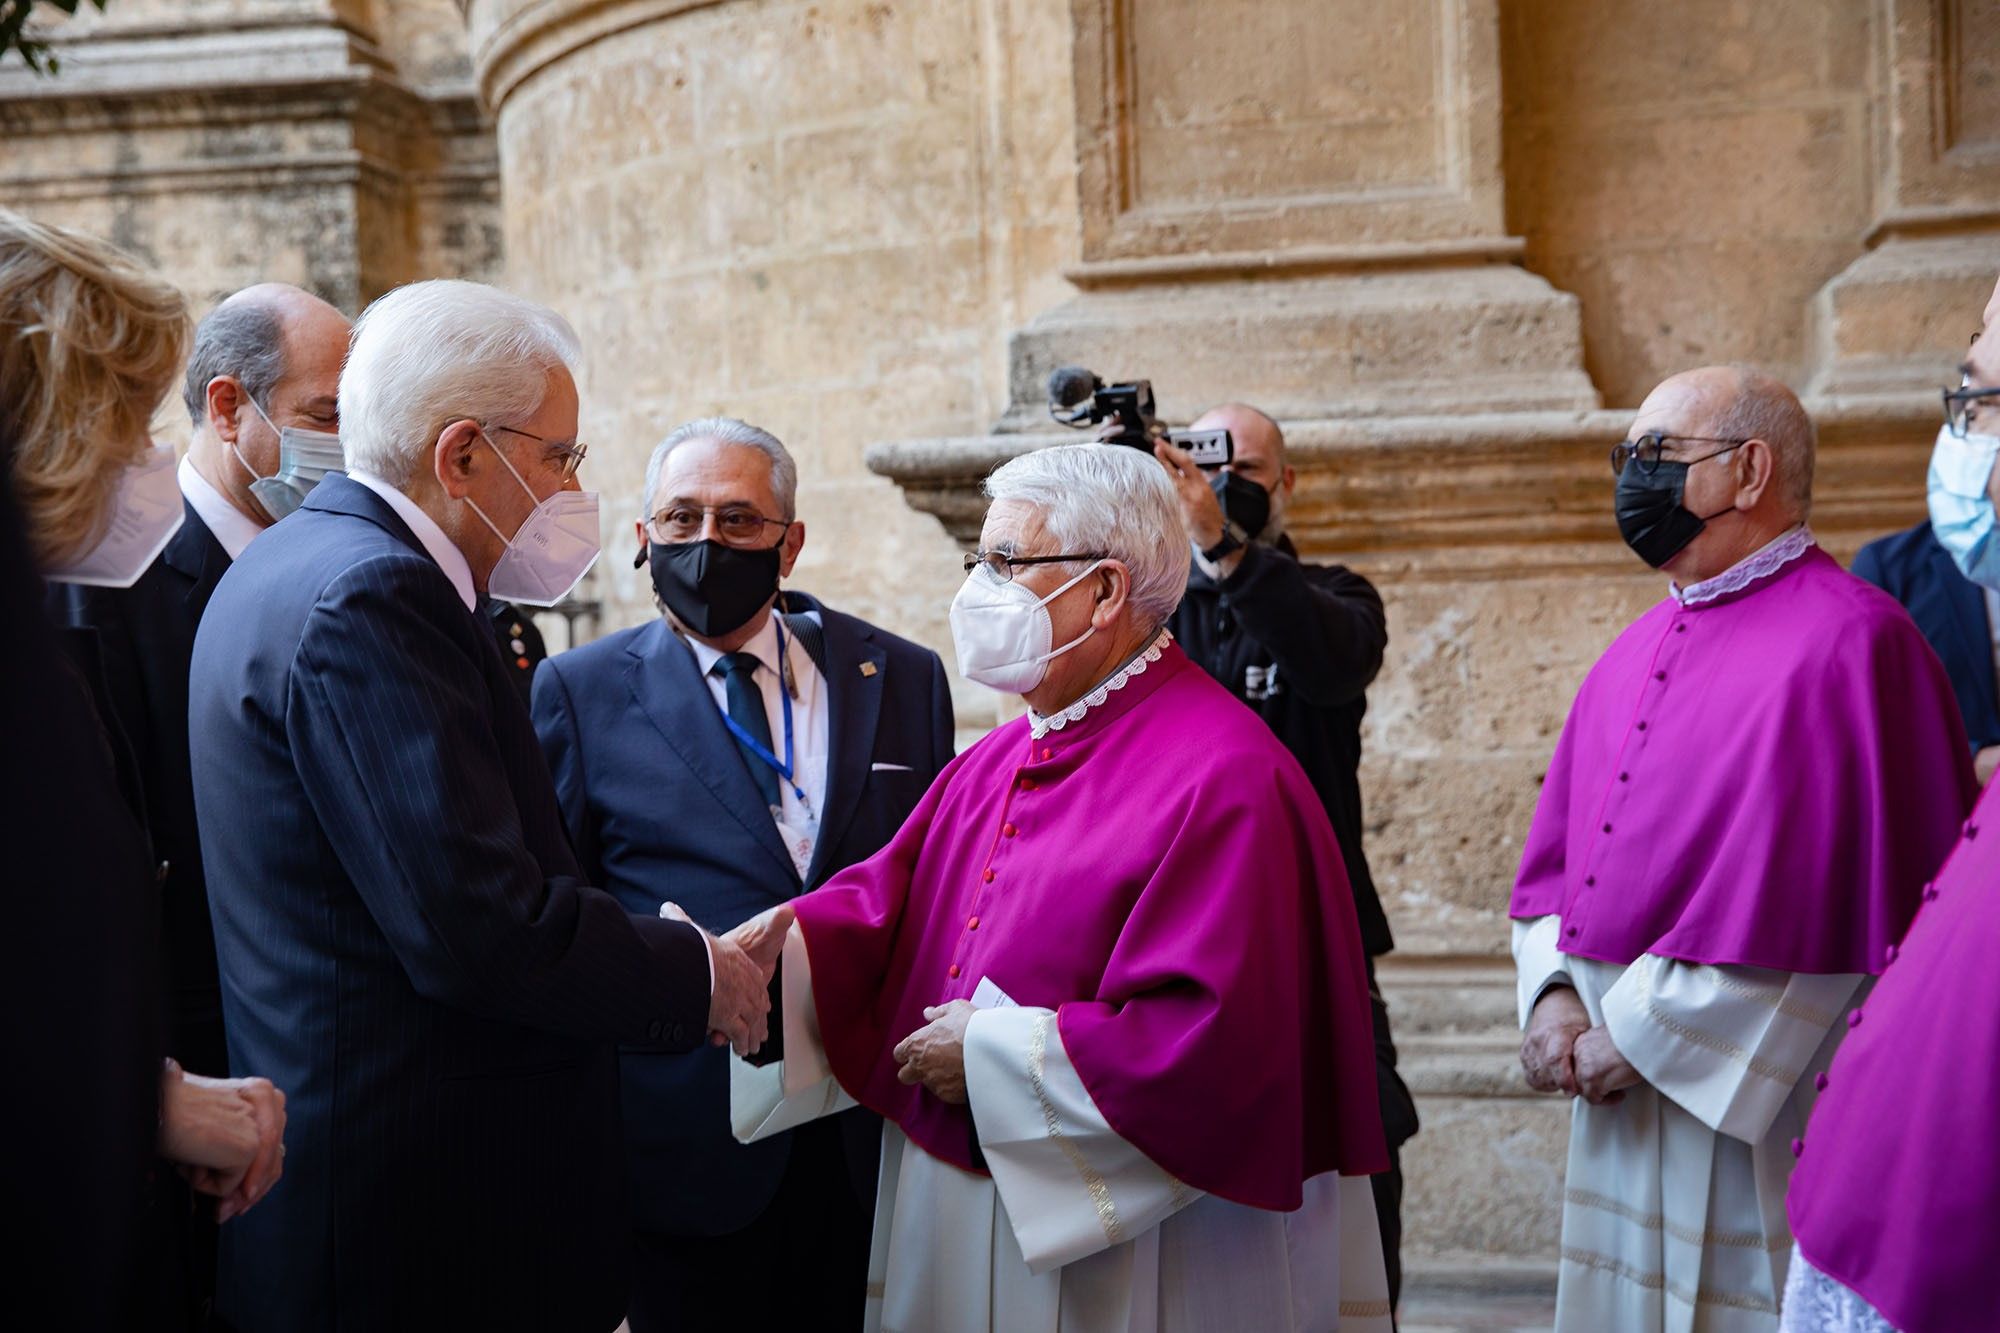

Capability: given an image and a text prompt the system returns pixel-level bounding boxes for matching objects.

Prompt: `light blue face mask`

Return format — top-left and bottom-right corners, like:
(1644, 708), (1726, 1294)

(240, 396), (344, 522)
(1928, 422), (2000, 588)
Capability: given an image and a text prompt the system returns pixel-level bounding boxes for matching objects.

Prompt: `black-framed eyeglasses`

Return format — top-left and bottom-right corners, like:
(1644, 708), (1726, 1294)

(962, 549), (1108, 583)
(1609, 432), (1750, 477)
(1943, 385), (2000, 438)
(488, 422), (589, 481)
(648, 503), (791, 547)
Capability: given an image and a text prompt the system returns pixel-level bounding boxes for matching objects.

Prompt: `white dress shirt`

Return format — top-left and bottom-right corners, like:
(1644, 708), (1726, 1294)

(683, 609), (831, 879)
(348, 470), (477, 613)
(177, 454), (265, 562)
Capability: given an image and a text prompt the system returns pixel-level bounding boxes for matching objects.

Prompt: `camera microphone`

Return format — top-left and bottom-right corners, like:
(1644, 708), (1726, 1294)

(1047, 365), (1101, 409)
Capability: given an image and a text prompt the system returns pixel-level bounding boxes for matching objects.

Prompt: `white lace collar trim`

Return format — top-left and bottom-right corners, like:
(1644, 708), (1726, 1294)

(1029, 629), (1173, 740)
(1671, 525), (1815, 607)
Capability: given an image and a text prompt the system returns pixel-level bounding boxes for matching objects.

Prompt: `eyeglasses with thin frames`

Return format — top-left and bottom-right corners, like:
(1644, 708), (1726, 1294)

(1609, 432), (1750, 477)
(961, 549), (1108, 583)
(485, 422), (588, 481)
(648, 504), (791, 547)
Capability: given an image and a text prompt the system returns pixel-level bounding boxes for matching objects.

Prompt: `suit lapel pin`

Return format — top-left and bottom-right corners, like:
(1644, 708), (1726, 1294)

(859, 661), (878, 677)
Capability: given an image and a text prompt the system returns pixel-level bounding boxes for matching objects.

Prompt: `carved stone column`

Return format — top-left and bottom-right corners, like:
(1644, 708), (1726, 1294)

(999, 0), (1598, 428)
(0, 0), (499, 315)
(1807, 0), (2000, 400)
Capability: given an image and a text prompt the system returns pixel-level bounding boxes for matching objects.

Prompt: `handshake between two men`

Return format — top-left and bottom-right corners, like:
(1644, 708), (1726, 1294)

(667, 899), (976, 1106)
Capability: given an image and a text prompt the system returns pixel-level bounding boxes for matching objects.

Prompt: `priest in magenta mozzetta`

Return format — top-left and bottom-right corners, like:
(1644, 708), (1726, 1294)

(713, 442), (1393, 1332)
(1510, 366), (1975, 1331)
(1781, 278), (2000, 1333)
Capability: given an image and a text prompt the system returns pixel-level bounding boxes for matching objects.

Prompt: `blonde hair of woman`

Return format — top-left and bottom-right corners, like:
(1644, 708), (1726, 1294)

(0, 207), (189, 566)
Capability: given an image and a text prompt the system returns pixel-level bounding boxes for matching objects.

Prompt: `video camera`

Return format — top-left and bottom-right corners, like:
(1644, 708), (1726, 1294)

(1046, 366), (1233, 468)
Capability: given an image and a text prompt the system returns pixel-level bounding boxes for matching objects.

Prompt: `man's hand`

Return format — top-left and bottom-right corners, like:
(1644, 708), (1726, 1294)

(662, 900), (788, 1057)
(705, 932), (773, 1057)
(892, 999), (975, 1104)
(1519, 986), (1590, 1095)
(1976, 745), (2000, 787)
(1571, 1026), (1642, 1105)
(159, 1060), (288, 1221)
(726, 902), (795, 975)
(1152, 438), (1227, 552)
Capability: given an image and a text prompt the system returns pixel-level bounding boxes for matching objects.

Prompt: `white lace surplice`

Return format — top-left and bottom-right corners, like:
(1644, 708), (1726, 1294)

(1777, 1244), (1898, 1333)
(1515, 916), (1863, 1333)
(732, 922), (1395, 1333)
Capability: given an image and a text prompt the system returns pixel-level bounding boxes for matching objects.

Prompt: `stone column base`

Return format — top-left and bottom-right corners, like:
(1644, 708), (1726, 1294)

(999, 261), (1601, 430)
(1806, 228), (2000, 400)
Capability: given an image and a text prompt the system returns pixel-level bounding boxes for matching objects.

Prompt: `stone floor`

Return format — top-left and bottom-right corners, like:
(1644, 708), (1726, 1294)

(1397, 1262), (1557, 1332)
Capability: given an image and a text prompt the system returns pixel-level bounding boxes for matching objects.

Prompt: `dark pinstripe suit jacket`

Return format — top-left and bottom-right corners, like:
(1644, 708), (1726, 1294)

(189, 474), (710, 1332)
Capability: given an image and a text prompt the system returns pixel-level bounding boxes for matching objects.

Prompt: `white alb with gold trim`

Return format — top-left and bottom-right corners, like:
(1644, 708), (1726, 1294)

(730, 926), (1394, 1332)
(1514, 915), (1865, 1332)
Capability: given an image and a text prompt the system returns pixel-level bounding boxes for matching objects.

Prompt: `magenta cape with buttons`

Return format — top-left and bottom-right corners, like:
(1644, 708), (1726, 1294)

(1789, 778), (2000, 1332)
(791, 641), (1388, 1210)
(1509, 546), (1973, 973)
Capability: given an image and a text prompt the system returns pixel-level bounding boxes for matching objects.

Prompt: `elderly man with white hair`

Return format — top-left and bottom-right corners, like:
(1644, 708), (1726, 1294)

(188, 280), (772, 1332)
(723, 442), (1393, 1332)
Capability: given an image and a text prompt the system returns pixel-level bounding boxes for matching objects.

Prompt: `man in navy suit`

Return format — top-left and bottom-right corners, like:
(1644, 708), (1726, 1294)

(533, 418), (955, 1332)
(1853, 523), (2000, 781)
(60, 282), (348, 1083)
(189, 281), (775, 1332)
(58, 283), (347, 1328)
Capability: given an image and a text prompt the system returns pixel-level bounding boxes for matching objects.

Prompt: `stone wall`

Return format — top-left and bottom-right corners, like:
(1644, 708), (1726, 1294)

(0, 0), (500, 446)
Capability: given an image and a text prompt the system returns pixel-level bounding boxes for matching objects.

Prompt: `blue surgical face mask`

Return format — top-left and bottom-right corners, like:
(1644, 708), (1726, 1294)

(1928, 422), (2000, 588)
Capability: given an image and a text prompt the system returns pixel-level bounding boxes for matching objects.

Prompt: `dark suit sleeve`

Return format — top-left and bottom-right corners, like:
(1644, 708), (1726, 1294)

(531, 657), (600, 884)
(927, 652), (956, 774)
(1215, 542), (1387, 707)
(288, 555), (708, 1048)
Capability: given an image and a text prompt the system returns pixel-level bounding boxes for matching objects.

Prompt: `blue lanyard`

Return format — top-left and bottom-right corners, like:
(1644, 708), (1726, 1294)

(718, 618), (808, 808)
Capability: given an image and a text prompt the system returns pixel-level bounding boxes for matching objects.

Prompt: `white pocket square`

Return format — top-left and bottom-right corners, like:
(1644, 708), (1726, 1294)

(870, 762), (914, 772)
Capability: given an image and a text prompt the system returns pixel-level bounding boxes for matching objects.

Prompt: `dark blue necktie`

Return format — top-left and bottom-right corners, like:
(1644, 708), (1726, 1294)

(713, 652), (781, 809)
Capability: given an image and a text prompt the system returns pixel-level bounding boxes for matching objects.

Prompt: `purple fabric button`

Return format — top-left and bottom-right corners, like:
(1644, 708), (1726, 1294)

(1565, 926), (1579, 938)
(1815, 1072), (1829, 1092)
(1655, 671), (1667, 681)
(1636, 721), (1649, 731)
(1791, 1137), (1805, 1159)
(1602, 823), (1613, 834)
(1585, 875), (1596, 886)
(1847, 1009), (1863, 1029)
(1924, 885), (1939, 901)
(1885, 943), (1899, 965)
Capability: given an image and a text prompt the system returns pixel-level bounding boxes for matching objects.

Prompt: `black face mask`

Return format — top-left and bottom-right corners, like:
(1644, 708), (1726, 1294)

(1210, 471), (1272, 542)
(644, 539), (782, 638)
(1614, 462), (1734, 569)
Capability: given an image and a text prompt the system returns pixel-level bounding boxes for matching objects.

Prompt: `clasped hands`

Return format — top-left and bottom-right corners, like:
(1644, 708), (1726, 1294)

(1519, 986), (1641, 1105)
(662, 900), (793, 1057)
(157, 1059), (287, 1222)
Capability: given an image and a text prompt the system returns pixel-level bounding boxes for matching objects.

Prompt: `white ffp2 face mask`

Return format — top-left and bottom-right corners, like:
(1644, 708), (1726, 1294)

(465, 428), (600, 607)
(44, 443), (185, 588)
(948, 558), (1103, 695)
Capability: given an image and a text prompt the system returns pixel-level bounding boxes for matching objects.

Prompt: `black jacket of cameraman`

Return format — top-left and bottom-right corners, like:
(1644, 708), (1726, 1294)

(1167, 533), (1393, 956)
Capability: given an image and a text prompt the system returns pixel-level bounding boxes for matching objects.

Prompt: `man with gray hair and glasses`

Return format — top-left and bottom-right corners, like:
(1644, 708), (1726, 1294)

(533, 416), (955, 1330)
(189, 281), (772, 1331)
(719, 441), (1394, 1331)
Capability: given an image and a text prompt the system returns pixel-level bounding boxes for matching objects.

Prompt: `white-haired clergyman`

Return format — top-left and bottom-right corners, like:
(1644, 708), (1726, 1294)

(722, 442), (1398, 1332)
(187, 279), (775, 1331)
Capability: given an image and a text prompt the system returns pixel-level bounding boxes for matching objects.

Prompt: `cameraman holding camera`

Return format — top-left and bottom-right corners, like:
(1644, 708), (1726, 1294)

(1155, 403), (1418, 1310)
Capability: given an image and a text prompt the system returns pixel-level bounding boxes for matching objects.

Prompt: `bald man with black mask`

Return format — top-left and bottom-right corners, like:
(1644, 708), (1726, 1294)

(1154, 403), (1417, 1310)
